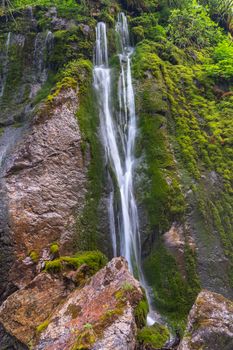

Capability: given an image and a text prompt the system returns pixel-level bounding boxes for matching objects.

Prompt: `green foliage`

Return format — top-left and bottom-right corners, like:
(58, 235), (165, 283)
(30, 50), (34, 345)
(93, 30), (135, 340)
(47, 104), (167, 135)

(167, 2), (223, 48)
(200, 0), (233, 31)
(120, 0), (158, 12)
(132, 2), (232, 326)
(11, 0), (80, 11)
(137, 324), (170, 348)
(206, 40), (233, 80)
(45, 251), (108, 275)
(131, 14), (167, 42)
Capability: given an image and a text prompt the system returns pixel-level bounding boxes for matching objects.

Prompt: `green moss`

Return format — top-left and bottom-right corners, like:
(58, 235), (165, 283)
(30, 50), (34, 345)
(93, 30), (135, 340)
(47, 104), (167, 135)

(65, 304), (82, 319)
(72, 328), (97, 350)
(83, 323), (93, 330)
(74, 65), (104, 252)
(114, 283), (136, 303)
(50, 243), (59, 255)
(29, 251), (39, 263)
(132, 24), (232, 324)
(50, 26), (94, 69)
(46, 76), (77, 103)
(134, 293), (149, 328)
(143, 243), (200, 329)
(44, 259), (63, 273)
(121, 282), (134, 291)
(137, 324), (170, 348)
(133, 45), (186, 233)
(36, 319), (50, 333)
(45, 251), (107, 275)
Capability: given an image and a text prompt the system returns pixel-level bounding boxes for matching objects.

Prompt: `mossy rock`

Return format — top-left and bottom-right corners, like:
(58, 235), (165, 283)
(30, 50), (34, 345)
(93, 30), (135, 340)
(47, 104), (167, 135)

(72, 328), (97, 350)
(137, 324), (170, 348)
(143, 243), (200, 329)
(44, 250), (108, 276)
(134, 293), (149, 328)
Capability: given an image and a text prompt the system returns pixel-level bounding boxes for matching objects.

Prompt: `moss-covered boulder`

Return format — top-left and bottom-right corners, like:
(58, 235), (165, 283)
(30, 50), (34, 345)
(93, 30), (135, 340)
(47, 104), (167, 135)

(178, 290), (233, 350)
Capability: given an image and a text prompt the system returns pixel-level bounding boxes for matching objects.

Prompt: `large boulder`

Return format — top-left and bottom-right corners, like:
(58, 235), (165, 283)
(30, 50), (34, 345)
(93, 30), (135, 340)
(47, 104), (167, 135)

(0, 257), (144, 350)
(35, 257), (143, 350)
(178, 289), (233, 350)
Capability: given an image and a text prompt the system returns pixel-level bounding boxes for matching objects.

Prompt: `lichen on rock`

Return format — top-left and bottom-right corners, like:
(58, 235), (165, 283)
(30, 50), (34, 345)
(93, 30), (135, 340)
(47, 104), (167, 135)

(34, 257), (144, 350)
(178, 290), (233, 350)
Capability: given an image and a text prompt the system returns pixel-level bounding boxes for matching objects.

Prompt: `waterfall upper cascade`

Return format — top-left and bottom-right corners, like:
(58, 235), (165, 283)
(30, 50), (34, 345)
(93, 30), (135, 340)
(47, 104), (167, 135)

(94, 14), (161, 325)
(0, 32), (11, 98)
(33, 30), (54, 84)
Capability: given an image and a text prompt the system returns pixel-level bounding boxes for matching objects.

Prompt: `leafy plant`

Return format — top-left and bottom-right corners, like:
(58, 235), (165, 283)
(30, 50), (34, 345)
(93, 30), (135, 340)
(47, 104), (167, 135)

(206, 39), (233, 79)
(167, 2), (223, 48)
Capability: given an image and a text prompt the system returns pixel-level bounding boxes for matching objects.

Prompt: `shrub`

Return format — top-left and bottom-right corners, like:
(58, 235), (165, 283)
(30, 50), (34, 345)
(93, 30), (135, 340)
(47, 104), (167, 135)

(206, 40), (233, 80)
(167, 2), (223, 48)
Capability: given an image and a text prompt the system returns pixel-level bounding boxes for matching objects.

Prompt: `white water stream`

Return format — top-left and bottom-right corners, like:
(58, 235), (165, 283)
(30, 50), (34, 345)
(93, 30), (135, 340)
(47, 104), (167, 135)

(94, 14), (161, 325)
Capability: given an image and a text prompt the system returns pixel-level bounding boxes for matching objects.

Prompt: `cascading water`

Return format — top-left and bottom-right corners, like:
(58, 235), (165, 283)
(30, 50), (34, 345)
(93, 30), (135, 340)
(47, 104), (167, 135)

(0, 32), (11, 98)
(94, 14), (161, 325)
(33, 30), (54, 84)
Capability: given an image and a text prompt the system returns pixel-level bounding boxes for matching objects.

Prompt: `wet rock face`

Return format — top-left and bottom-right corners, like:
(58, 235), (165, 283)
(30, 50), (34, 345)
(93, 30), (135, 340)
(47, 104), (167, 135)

(35, 257), (143, 350)
(0, 88), (88, 298)
(163, 222), (195, 278)
(178, 290), (233, 350)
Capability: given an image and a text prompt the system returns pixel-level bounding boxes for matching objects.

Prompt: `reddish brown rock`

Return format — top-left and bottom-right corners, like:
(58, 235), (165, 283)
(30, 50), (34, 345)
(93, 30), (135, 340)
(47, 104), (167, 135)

(35, 257), (143, 350)
(0, 273), (68, 346)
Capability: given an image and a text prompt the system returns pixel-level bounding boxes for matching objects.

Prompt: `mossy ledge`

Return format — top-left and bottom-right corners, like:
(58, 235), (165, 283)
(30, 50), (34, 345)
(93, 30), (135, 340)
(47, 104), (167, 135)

(44, 250), (108, 276)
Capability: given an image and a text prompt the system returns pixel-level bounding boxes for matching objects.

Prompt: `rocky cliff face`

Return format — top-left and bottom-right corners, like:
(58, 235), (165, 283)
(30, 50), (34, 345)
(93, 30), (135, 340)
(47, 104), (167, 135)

(0, 4), (98, 304)
(0, 85), (89, 302)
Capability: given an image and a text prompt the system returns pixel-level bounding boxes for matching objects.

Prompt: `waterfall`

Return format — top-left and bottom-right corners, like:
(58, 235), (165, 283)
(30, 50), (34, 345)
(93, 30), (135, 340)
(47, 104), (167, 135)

(33, 31), (54, 84)
(0, 32), (11, 98)
(94, 14), (161, 325)
(30, 30), (54, 98)
(94, 19), (139, 272)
